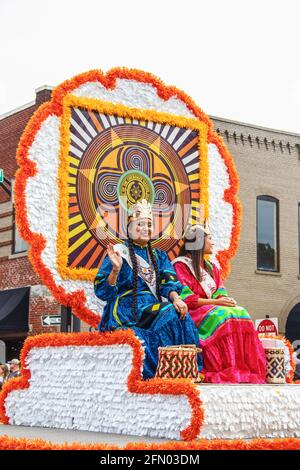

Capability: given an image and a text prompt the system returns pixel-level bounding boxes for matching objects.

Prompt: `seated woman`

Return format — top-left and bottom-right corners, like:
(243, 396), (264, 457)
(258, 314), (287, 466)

(94, 199), (202, 380)
(172, 223), (266, 384)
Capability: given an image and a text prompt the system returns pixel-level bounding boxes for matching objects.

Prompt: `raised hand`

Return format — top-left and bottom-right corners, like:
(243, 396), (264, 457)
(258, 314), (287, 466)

(107, 242), (123, 271)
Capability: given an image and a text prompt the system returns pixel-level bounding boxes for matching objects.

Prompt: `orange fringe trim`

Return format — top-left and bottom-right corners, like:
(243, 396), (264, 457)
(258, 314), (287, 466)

(0, 331), (204, 441)
(0, 435), (300, 450)
(259, 334), (296, 383)
(15, 67), (240, 326)
(14, 103), (99, 327)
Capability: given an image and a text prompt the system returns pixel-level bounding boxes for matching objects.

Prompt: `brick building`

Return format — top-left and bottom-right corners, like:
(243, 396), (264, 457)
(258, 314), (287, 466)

(214, 117), (300, 344)
(0, 87), (299, 361)
(0, 87), (61, 362)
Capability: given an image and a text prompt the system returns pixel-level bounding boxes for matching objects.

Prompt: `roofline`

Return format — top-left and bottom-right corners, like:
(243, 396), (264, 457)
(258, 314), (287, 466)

(0, 100), (36, 121)
(0, 86), (299, 138)
(210, 114), (300, 138)
(0, 86), (54, 122)
(35, 85), (54, 93)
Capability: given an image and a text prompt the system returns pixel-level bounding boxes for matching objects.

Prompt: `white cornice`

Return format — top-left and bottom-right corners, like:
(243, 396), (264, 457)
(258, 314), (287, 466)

(0, 100), (35, 121)
(0, 86), (54, 122)
(0, 87), (298, 139)
(210, 114), (300, 138)
(35, 85), (53, 93)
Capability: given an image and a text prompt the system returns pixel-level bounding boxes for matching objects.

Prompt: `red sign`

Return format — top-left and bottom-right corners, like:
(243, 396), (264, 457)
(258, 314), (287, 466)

(255, 318), (278, 335)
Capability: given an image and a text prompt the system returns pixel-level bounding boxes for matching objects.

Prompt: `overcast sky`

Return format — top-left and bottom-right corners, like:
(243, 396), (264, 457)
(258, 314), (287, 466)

(0, 0), (299, 134)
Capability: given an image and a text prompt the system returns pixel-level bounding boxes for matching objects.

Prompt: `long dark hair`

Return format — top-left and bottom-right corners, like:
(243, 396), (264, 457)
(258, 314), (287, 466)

(127, 229), (162, 322)
(147, 240), (162, 303)
(178, 233), (213, 282)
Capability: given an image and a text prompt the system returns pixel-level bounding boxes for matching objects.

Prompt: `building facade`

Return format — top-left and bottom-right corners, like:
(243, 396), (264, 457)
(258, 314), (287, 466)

(214, 117), (300, 342)
(0, 88), (299, 361)
(0, 88), (61, 362)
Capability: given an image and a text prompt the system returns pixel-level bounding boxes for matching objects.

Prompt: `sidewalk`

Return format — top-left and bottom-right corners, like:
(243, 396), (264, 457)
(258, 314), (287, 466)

(0, 424), (168, 446)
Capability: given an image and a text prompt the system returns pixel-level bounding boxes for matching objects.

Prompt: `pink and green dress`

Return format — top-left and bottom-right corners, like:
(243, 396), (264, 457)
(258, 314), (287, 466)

(173, 257), (266, 384)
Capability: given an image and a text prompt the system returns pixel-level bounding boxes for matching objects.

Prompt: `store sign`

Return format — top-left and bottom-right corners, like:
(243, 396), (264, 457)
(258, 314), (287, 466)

(0, 169), (4, 183)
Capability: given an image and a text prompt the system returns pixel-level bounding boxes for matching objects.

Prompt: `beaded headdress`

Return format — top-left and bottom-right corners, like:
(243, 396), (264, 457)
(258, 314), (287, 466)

(127, 199), (153, 223)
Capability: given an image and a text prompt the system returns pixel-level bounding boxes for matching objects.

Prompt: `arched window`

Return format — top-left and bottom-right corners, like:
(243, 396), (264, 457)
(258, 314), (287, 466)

(256, 196), (279, 272)
(286, 302), (300, 345)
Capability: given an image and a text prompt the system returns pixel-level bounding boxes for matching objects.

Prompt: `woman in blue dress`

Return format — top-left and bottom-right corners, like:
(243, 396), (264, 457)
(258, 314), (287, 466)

(94, 199), (202, 379)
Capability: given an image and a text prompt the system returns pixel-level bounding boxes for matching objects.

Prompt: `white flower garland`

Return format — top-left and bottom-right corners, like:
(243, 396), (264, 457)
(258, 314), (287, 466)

(24, 79), (233, 318)
(5, 345), (192, 440)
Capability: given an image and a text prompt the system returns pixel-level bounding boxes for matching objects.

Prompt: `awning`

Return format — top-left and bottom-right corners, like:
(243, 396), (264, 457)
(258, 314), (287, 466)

(0, 287), (30, 332)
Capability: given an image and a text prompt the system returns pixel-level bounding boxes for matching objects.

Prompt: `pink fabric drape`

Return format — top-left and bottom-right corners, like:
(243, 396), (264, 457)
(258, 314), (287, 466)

(174, 261), (266, 384)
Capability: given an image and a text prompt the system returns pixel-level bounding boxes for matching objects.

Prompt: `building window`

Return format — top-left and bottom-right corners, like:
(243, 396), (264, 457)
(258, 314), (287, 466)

(256, 196), (279, 272)
(11, 179), (28, 254)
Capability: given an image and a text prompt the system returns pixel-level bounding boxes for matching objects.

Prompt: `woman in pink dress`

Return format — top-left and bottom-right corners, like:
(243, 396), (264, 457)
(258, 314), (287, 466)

(172, 223), (266, 384)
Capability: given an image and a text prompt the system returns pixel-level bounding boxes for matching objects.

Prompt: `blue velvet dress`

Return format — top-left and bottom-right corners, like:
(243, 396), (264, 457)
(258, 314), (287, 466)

(94, 240), (202, 379)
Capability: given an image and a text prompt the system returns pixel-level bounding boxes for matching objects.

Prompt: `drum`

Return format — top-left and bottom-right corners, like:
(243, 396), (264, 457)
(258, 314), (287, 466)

(265, 347), (285, 384)
(155, 344), (202, 380)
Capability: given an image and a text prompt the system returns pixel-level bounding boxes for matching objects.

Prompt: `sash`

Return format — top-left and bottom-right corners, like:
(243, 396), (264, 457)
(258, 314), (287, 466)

(172, 256), (216, 299)
(113, 243), (159, 299)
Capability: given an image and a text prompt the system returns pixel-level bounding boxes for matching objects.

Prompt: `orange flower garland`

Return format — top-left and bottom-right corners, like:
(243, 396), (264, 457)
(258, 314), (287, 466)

(0, 435), (300, 451)
(14, 104), (99, 327)
(14, 67), (241, 326)
(209, 131), (242, 279)
(57, 94), (209, 281)
(0, 331), (204, 441)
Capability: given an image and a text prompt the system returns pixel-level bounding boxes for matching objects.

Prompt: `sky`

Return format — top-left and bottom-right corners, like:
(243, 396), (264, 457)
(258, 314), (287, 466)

(0, 0), (299, 134)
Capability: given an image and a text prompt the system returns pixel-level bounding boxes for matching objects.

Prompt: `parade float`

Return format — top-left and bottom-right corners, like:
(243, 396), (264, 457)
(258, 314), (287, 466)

(0, 68), (299, 449)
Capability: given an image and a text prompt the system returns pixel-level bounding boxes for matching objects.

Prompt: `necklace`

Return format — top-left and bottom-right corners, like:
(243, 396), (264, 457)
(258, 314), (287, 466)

(136, 245), (156, 286)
